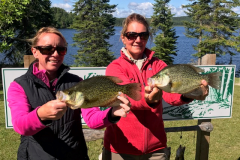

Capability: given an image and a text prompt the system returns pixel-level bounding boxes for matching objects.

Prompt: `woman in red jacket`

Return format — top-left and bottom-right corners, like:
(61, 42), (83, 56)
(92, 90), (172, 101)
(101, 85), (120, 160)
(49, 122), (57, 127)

(102, 13), (209, 160)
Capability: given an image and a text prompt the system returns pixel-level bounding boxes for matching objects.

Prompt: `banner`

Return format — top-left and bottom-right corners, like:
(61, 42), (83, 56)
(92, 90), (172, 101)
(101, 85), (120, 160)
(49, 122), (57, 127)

(2, 65), (235, 128)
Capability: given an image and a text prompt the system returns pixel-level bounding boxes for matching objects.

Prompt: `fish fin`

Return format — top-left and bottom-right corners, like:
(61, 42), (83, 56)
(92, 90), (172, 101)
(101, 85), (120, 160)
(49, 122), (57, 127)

(125, 83), (142, 101)
(183, 87), (203, 96)
(185, 64), (205, 73)
(207, 71), (222, 89)
(105, 76), (123, 83)
(171, 81), (183, 93)
(108, 99), (121, 107)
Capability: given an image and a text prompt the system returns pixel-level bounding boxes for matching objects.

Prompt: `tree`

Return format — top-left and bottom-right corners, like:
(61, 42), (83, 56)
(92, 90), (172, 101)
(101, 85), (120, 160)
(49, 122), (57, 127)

(0, 0), (53, 65)
(183, 0), (240, 61)
(150, 0), (179, 65)
(71, 0), (116, 67)
(51, 7), (74, 29)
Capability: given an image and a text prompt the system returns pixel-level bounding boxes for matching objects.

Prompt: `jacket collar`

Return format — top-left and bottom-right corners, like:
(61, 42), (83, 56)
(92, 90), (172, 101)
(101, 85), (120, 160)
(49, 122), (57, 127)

(120, 47), (155, 62)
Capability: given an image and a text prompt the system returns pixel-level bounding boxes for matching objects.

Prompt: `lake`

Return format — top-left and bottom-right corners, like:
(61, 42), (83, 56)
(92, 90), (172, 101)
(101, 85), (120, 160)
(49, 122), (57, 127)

(59, 26), (240, 76)
(1, 26), (239, 76)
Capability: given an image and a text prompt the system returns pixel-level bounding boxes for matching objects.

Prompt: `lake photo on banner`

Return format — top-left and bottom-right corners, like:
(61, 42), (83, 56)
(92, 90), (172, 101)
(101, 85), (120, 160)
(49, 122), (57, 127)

(60, 26), (240, 76)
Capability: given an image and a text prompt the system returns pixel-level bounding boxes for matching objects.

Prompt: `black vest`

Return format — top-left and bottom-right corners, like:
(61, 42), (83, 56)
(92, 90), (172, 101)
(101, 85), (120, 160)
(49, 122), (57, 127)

(15, 63), (89, 160)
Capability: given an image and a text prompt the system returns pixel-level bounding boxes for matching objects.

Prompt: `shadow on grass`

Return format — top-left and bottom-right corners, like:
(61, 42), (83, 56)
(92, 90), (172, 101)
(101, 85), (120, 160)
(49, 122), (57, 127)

(0, 122), (6, 127)
(0, 93), (4, 101)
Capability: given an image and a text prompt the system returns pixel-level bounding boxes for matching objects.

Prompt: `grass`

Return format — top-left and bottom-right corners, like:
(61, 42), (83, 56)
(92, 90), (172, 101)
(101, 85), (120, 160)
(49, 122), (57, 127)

(0, 79), (240, 160)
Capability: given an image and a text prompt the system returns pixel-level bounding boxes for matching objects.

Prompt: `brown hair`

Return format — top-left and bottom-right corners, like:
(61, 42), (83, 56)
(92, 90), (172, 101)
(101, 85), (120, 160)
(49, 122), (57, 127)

(30, 27), (67, 47)
(121, 13), (152, 41)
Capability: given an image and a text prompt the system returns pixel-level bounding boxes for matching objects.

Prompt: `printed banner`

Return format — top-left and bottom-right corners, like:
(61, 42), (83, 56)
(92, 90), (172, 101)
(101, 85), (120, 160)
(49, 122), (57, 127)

(2, 65), (235, 128)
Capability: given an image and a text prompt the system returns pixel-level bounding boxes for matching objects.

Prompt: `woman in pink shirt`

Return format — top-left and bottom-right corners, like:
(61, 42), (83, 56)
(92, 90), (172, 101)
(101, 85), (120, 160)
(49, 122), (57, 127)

(7, 27), (131, 160)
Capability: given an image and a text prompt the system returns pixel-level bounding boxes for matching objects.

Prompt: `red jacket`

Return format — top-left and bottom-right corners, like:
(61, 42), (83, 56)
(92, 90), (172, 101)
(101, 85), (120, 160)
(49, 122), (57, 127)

(104, 48), (188, 155)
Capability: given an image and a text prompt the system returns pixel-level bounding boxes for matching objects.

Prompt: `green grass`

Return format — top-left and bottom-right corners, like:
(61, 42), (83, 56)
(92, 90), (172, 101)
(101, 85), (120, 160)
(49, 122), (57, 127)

(1, 80), (240, 160)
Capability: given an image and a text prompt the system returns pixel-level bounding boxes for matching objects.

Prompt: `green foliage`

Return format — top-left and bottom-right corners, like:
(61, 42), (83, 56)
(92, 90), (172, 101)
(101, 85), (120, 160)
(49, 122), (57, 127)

(0, 0), (53, 65)
(51, 7), (74, 29)
(115, 17), (191, 26)
(172, 16), (192, 26)
(150, 0), (178, 65)
(71, 0), (116, 67)
(183, 0), (240, 59)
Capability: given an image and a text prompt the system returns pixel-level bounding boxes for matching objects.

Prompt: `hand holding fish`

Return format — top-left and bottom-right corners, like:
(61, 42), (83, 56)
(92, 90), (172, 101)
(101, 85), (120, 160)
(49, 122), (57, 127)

(182, 80), (209, 100)
(111, 92), (131, 118)
(37, 100), (68, 121)
(145, 85), (162, 104)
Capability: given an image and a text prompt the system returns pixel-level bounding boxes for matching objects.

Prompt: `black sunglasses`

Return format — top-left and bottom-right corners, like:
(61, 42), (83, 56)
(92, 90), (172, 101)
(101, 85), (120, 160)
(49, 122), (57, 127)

(34, 46), (67, 56)
(124, 32), (149, 41)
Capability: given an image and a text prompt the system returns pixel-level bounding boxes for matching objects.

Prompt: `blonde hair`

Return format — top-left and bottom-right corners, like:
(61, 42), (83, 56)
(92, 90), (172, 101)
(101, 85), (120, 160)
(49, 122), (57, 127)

(30, 27), (67, 47)
(121, 13), (152, 40)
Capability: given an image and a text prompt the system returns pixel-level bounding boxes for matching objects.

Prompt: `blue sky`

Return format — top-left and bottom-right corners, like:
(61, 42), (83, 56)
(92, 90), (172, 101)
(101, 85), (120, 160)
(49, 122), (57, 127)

(50, 0), (189, 18)
(50, 0), (240, 18)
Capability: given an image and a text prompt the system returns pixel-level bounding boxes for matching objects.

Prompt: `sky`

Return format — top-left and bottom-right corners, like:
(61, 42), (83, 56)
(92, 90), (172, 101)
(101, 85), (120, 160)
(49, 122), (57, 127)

(50, 0), (189, 18)
(50, 0), (240, 18)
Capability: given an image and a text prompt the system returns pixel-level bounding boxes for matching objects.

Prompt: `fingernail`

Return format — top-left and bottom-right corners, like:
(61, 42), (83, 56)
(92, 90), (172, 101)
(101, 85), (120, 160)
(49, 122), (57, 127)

(117, 96), (120, 99)
(118, 92), (122, 95)
(120, 103), (123, 106)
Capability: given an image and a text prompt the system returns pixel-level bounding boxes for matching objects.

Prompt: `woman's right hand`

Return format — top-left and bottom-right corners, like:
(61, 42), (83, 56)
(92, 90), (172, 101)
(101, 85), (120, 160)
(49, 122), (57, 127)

(37, 100), (68, 121)
(145, 85), (162, 105)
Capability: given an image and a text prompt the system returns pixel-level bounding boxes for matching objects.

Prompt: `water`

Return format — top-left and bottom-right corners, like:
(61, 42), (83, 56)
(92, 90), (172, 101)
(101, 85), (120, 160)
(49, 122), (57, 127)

(59, 27), (240, 76)
(1, 27), (239, 76)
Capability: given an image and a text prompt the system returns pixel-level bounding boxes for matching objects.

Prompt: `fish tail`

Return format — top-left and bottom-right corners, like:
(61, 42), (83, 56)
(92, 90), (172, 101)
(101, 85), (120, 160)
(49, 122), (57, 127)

(125, 83), (142, 101)
(207, 71), (222, 89)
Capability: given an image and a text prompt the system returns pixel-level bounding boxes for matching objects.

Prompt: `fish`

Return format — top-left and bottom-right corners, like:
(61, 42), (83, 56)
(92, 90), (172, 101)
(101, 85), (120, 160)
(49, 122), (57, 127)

(148, 64), (221, 94)
(56, 76), (142, 109)
(175, 145), (185, 160)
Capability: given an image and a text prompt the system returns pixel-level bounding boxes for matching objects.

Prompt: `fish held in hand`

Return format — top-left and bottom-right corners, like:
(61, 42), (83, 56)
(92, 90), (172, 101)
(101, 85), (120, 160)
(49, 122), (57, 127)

(148, 64), (221, 94)
(56, 76), (142, 109)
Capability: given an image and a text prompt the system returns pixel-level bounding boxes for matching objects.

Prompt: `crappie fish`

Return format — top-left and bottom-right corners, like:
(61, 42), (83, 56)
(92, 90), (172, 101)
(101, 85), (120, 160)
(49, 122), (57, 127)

(56, 76), (141, 109)
(175, 145), (185, 160)
(148, 64), (221, 94)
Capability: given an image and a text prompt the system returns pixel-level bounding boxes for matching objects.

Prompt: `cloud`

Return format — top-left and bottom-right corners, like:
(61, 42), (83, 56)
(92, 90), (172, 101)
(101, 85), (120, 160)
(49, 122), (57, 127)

(232, 7), (240, 14)
(112, 2), (187, 18)
(112, 2), (153, 18)
(52, 3), (73, 12)
(169, 5), (187, 17)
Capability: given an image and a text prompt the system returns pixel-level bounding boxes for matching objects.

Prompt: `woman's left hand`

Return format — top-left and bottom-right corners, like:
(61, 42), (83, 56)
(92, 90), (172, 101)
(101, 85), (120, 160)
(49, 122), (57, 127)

(145, 85), (162, 104)
(183, 80), (209, 100)
(111, 92), (131, 118)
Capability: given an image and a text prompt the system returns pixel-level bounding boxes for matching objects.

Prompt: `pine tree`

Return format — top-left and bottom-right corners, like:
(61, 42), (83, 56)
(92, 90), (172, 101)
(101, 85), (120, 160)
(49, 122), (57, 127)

(71, 0), (116, 67)
(150, 0), (179, 65)
(183, 0), (240, 60)
(51, 7), (73, 29)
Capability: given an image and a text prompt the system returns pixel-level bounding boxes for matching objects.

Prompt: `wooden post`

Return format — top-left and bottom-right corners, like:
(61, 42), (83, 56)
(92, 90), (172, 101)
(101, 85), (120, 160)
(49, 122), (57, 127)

(198, 54), (216, 65)
(195, 119), (211, 160)
(24, 55), (35, 68)
(195, 54), (216, 160)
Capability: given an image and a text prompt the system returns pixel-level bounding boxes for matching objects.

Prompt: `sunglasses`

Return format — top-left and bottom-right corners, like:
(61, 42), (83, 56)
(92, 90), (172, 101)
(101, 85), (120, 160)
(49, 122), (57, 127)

(124, 32), (149, 41)
(34, 46), (67, 56)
